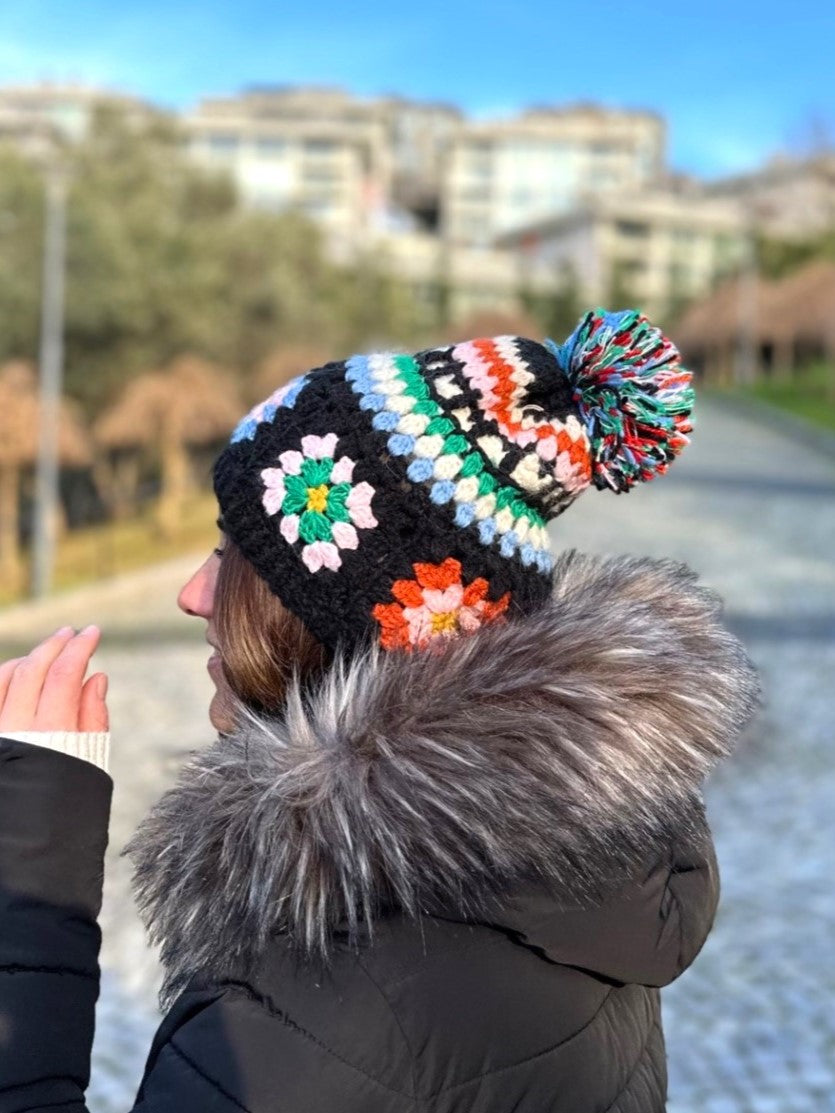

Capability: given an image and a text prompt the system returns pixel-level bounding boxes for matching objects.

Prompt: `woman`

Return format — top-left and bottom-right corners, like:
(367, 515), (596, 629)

(0, 310), (759, 1111)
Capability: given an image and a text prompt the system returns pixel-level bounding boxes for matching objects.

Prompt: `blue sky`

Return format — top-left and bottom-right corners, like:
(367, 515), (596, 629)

(1, 0), (833, 178)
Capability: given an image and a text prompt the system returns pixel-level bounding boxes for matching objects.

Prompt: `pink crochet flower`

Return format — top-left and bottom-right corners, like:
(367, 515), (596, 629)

(260, 432), (378, 572)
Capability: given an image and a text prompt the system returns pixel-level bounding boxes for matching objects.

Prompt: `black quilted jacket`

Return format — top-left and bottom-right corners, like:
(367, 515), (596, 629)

(0, 551), (759, 1111)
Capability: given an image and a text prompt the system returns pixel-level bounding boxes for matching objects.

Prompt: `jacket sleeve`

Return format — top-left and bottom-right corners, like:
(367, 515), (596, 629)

(0, 739), (406, 1113)
(0, 736), (112, 1112)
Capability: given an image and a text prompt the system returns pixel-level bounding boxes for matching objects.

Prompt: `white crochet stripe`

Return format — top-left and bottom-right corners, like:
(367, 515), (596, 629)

(453, 336), (592, 499)
(345, 352), (554, 573)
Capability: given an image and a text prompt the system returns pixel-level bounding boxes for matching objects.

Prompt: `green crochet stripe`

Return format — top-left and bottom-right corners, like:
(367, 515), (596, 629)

(394, 355), (546, 530)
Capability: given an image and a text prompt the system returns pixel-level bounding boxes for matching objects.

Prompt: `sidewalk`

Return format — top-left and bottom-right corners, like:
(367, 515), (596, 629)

(0, 552), (206, 650)
(703, 388), (835, 461)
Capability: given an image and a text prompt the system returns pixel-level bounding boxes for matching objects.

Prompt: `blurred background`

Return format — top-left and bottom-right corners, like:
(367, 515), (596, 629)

(0, 2), (833, 1111)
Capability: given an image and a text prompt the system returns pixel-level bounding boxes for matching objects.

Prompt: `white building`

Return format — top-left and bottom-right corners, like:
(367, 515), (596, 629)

(183, 86), (393, 254)
(372, 231), (534, 323)
(183, 87), (463, 253)
(708, 154), (835, 241)
(496, 190), (748, 318)
(0, 83), (768, 320)
(442, 104), (665, 246)
(377, 96), (462, 223)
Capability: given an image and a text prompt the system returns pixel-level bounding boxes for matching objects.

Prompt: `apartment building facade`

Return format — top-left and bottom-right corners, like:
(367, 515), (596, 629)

(184, 86), (462, 253)
(708, 154), (835, 240)
(496, 190), (748, 319)
(184, 86), (390, 254)
(442, 104), (665, 246)
(183, 93), (668, 255)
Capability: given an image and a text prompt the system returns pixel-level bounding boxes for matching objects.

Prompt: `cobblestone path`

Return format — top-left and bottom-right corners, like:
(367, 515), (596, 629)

(1, 396), (833, 1112)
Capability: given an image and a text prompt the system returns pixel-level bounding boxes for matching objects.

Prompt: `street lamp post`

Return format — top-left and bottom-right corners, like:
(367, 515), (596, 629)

(31, 163), (68, 598)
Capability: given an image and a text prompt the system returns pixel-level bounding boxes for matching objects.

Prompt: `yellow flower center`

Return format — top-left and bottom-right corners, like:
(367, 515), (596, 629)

(430, 610), (459, 634)
(306, 484), (329, 513)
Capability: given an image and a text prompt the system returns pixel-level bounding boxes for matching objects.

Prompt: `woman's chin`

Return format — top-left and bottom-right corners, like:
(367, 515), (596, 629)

(209, 689), (237, 735)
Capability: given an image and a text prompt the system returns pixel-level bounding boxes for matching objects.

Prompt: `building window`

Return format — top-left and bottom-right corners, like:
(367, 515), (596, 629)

(453, 213), (489, 245)
(669, 262), (691, 291)
(511, 187), (535, 208)
(616, 220), (650, 238)
(460, 185), (491, 203)
(303, 197), (336, 216)
(304, 138), (338, 154)
(303, 161), (342, 182)
(208, 133), (240, 153)
(248, 190), (287, 210)
(255, 137), (286, 157)
(462, 141), (492, 178)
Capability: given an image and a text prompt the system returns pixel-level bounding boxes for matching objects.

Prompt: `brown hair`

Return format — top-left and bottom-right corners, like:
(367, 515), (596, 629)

(214, 538), (332, 714)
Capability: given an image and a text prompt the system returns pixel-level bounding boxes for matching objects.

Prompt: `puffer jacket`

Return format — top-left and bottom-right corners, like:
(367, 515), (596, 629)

(0, 550), (760, 1112)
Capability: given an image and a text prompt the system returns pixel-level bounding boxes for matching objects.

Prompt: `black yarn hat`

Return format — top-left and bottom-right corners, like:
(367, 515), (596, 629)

(214, 310), (693, 653)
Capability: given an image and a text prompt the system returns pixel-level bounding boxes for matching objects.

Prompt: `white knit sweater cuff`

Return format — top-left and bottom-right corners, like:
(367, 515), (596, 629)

(1, 731), (111, 774)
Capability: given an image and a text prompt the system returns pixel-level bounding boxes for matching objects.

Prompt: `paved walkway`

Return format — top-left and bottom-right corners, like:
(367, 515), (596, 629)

(1, 395), (833, 1112)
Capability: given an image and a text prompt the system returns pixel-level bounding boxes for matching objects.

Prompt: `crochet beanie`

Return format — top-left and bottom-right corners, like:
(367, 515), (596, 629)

(213, 308), (694, 654)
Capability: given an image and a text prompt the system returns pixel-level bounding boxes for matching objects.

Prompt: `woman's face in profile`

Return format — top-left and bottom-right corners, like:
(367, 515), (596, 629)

(177, 537), (237, 734)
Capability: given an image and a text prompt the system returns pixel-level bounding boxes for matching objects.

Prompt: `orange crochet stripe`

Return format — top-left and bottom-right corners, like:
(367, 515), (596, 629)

(471, 339), (591, 477)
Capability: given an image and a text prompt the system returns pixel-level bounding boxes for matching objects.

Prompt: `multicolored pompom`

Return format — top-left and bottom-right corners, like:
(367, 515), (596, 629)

(547, 309), (694, 493)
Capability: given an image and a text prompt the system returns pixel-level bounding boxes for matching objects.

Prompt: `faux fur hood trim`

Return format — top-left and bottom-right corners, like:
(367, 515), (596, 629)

(126, 549), (760, 1004)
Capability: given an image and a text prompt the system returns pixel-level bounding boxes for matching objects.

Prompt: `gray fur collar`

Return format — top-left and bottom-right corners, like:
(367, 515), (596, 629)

(126, 549), (760, 1004)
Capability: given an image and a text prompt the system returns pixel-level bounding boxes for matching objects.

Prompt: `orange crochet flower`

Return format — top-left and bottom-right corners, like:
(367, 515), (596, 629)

(373, 557), (511, 652)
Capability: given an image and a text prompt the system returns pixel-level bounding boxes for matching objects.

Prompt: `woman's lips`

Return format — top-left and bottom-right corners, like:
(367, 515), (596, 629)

(207, 651), (222, 673)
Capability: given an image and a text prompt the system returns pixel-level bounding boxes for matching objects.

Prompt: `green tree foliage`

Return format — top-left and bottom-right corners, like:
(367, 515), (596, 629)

(63, 106), (241, 412)
(0, 148), (44, 361)
(326, 246), (425, 354)
(755, 227), (835, 279)
(0, 104), (422, 419)
(605, 259), (645, 316)
(212, 209), (336, 369)
(521, 264), (584, 340)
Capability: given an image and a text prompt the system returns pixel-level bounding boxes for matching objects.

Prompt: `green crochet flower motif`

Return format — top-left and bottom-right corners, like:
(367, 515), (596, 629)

(260, 432), (378, 573)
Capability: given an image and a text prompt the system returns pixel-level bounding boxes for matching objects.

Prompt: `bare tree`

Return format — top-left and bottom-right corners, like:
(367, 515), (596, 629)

(94, 355), (242, 537)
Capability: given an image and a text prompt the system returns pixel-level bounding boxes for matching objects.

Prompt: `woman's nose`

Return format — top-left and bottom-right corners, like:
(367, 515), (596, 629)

(177, 561), (214, 619)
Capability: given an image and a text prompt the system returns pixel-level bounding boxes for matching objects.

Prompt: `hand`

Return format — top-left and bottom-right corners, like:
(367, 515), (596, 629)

(0, 626), (109, 733)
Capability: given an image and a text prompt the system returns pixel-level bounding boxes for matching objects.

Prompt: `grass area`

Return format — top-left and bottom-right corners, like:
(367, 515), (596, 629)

(715, 362), (835, 432)
(1, 491), (219, 608)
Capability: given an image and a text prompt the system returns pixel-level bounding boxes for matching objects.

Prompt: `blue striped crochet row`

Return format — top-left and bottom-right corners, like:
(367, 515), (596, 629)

(346, 354), (553, 574)
(230, 374), (310, 444)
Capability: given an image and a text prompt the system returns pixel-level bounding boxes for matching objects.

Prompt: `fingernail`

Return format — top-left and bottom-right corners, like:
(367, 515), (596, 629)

(55, 625), (74, 636)
(80, 624), (100, 637)
(96, 674), (108, 699)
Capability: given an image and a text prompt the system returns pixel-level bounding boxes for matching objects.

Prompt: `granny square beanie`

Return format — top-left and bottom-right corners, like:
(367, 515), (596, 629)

(213, 308), (694, 654)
